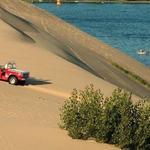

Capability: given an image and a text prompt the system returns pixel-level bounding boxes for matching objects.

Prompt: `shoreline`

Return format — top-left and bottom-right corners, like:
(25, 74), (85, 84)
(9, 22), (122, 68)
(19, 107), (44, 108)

(29, 1), (150, 4)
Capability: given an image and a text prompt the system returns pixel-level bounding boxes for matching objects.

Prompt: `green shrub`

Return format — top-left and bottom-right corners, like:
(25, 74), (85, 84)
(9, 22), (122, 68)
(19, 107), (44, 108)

(60, 85), (150, 149)
(110, 90), (141, 148)
(60, 84), (104, 139)
(96, 89), (133, 144)
(134, 104), (150, 150)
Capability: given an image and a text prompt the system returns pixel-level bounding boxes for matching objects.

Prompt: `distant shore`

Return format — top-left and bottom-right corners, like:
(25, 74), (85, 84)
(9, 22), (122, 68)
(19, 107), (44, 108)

(31, 0), (150, 4)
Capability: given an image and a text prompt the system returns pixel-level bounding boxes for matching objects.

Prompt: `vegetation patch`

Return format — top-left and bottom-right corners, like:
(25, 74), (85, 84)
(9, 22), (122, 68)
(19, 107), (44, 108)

(60, 85), (150, 149)
(112, 63), (150, 89)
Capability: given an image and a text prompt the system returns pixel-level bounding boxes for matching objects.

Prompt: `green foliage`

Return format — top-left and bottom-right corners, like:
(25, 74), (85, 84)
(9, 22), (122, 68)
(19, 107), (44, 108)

(60, 85), (104, 139)
(60, 85), (150, 149)
(134, 104), (150, 150)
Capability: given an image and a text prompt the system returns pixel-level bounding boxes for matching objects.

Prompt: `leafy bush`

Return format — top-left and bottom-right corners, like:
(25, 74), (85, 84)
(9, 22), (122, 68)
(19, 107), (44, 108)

(60, 85), (150, 149)
(134, 104), (150, 150)
(60, 85), (104, 139)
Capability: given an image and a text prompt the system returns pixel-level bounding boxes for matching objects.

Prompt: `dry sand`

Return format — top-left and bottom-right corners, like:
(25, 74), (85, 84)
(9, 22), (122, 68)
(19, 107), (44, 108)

(0, 0), (149, 149)
(0, 0), (150, 98)
(0, 17), (120, 150)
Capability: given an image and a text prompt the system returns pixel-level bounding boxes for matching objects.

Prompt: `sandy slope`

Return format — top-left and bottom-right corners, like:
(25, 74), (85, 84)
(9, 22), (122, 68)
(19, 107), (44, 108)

(0, 18), (119, 96)
(0, 18), (121, 150)
(0, 0), (150, 98)
(1, 0), (150, 83)
(0, 0), (148, 148)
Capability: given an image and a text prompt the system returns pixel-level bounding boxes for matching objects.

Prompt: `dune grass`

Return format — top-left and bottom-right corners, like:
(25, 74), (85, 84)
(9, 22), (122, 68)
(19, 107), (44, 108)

(112, 63), (150, 89)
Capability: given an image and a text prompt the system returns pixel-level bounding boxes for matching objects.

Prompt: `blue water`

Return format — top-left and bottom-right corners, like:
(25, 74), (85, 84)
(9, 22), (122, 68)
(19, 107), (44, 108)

(35, 3), (150, 67)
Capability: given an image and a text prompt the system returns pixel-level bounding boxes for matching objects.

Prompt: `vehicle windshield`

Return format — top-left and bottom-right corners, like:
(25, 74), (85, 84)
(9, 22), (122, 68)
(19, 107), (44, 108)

(7, 63), (16, 69)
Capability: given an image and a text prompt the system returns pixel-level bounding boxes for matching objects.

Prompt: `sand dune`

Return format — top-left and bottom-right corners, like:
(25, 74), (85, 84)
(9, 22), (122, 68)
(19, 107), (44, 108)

(0, 0), (149, 149)
(0, 0), (150, 98)
(0, 18), (117, 96)
(0, 16), (121, 150)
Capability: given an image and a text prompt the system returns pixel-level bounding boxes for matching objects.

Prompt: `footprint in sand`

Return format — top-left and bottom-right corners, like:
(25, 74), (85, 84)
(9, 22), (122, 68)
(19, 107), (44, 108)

(0, 135), (14, 150)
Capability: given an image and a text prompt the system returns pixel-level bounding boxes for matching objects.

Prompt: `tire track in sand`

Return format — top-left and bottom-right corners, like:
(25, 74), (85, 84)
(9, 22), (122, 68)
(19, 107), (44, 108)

(25, 85), (70, 99)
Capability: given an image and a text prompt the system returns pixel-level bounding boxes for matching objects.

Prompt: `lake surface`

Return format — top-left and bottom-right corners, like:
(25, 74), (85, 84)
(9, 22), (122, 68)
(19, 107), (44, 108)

(35, 3), (150, 67)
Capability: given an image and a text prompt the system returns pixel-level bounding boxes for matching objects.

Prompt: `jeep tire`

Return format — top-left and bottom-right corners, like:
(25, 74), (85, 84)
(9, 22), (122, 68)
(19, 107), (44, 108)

(9, 76), (18, 85)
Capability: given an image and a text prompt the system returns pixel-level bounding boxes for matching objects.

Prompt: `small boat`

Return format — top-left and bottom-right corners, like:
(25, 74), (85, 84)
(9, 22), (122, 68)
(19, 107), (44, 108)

(137, 49), (147, 55)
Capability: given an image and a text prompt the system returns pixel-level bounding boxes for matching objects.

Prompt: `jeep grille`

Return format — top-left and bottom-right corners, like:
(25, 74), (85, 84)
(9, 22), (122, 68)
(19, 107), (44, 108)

(23, 72), (29, 78)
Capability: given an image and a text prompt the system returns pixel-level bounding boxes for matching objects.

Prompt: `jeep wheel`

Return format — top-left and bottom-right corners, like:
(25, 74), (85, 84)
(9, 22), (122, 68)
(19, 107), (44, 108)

(9, 76), (18, 85)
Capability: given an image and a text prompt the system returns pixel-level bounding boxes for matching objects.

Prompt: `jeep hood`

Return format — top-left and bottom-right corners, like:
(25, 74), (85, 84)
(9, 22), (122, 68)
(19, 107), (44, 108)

(12, 69), (29, 74)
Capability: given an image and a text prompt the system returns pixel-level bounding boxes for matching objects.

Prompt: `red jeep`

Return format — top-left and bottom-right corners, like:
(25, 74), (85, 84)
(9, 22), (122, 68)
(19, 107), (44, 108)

(0, 62), (30, 85)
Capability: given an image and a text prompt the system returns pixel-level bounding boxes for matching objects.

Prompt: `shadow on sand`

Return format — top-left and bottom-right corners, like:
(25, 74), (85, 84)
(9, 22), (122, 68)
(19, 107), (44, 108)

(22, 77), (52, 86)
